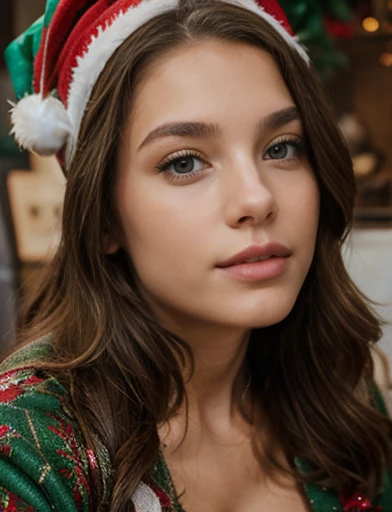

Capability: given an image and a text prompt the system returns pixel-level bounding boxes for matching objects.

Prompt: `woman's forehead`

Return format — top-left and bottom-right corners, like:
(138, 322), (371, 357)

(129, 40), (294, 145)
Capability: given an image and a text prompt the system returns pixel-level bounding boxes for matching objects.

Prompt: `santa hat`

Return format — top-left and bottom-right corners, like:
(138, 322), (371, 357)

(5, 0), (309, 168)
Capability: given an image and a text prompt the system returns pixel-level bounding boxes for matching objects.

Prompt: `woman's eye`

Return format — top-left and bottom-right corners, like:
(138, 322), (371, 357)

(265, 141), (303, 161)
(171, 156), (204, 174)
(156, 152), (208, 179)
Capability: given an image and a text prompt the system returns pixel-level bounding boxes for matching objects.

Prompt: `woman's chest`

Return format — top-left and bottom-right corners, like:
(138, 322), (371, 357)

(171, 473), (312, 512)
(160, 442), (312, 512)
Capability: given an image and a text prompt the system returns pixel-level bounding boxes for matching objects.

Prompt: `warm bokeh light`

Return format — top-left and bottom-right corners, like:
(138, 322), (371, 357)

(380, 52), (392, 67)
(362, 16), (380, 32)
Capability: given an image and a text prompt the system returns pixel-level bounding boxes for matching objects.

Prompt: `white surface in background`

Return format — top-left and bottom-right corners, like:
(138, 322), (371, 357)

(343, 229), (392, 364)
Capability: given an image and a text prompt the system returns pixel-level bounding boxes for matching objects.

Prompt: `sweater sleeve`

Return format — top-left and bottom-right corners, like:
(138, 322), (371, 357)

(0, 482), (38, 512)
(0, 366), (96, 512)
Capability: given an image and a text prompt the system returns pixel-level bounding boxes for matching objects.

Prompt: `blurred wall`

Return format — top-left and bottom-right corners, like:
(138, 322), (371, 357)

(0, 195), (16, 348)
(13, 0), (46, 35)
(329, 37), (392, 186)
(0, 1), (45, 353)
(344, 229), (392, 363)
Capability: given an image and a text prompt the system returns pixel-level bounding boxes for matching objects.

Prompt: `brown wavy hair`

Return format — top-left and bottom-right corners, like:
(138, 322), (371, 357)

(14, 1), (392, 510)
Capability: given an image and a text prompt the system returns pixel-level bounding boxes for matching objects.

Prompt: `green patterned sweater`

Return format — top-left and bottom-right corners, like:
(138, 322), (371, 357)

(0, 337), (391, 512)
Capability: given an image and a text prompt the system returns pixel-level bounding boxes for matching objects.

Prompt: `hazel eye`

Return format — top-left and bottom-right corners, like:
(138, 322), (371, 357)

(156, 150), (208, 179)
(172, 156), (202, 174)
(264, 138), (307, 162)
(267, 143), (292, 159)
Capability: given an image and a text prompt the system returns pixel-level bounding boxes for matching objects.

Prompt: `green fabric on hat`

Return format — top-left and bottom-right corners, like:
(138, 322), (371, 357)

(4, 0), (62, 99)
(4, 16), (44, 99)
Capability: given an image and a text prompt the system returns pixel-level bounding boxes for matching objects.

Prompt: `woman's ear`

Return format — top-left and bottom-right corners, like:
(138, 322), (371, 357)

(103, 234), (120, 254)
(103, 217), (124, 254)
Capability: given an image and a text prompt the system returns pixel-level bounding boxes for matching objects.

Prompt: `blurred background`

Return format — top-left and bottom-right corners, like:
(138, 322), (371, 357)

(0, 1), (391, 364)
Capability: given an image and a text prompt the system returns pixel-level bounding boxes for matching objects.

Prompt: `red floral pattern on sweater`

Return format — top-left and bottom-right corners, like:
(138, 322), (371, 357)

(48, 412), (91, 508)
(0, 486), (35, 512)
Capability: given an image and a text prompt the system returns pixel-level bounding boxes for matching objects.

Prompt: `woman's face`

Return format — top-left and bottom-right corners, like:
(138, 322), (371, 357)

(114, 40), (319, 332)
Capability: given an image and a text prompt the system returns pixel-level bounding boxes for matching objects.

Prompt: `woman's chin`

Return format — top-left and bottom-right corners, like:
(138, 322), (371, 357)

(203, 303), (296, 330)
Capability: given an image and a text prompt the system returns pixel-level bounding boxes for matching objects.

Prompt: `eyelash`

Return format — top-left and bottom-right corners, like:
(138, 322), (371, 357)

(155, 149), (207, 181)
(155, 136), (307, 181)
(266, 136), (308, 160)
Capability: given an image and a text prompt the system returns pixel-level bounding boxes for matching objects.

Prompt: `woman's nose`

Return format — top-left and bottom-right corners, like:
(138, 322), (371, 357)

(223, 160), (278, 228)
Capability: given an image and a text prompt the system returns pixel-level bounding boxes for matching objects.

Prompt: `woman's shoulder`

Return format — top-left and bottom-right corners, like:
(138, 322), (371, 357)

(0, 339), (183, 511)
(0, 336), (110, 511)
(0, 336), (67, 416)
(0, 334), (54, 372)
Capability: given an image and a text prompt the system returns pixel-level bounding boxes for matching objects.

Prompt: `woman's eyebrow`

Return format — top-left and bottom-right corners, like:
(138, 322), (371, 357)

(138, 106), (301, 151)
(138, 122), (221, 150)
(260, 105), (301, 132)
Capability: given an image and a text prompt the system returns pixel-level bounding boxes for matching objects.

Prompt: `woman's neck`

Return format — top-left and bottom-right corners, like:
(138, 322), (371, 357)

(159, 322), (252, 451)
(185, 329), (250, 423)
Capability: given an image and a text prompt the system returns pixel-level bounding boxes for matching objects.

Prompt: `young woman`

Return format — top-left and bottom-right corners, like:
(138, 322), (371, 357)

(1, 1), (391, 511)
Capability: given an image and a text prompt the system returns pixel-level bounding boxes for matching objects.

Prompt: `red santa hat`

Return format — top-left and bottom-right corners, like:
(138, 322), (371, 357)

(6, 0), (309, 168)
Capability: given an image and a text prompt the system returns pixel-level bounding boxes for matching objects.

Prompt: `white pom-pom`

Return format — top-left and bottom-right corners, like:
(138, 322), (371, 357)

(9, 94), (71, 156)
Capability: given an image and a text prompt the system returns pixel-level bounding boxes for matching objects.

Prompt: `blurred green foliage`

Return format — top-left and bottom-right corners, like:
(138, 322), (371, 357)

(280, 0), (353, 77)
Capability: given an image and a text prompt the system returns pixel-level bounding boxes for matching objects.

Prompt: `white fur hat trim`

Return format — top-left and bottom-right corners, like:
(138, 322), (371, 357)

(10, 94), (71, 157)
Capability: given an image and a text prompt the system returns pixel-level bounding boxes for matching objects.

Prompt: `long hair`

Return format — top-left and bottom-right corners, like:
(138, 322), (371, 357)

(15, 1), (392, 510)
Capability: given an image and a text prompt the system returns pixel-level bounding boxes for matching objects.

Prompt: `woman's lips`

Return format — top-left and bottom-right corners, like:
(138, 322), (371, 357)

(217, 256), (289, 281)
(216, 242), (292, 268)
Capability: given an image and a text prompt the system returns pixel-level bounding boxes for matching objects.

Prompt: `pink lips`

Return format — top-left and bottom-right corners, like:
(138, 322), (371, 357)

(216, 243), (291, 281)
